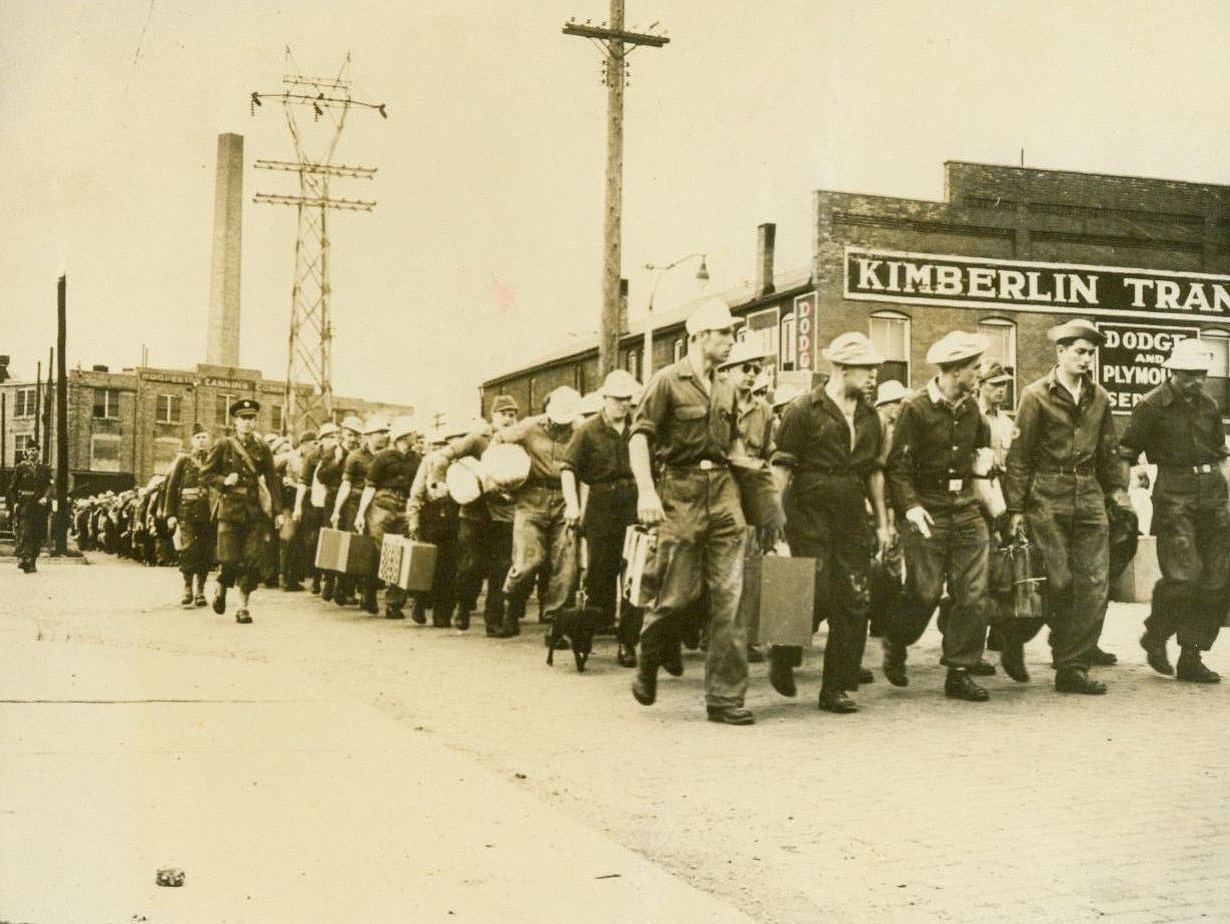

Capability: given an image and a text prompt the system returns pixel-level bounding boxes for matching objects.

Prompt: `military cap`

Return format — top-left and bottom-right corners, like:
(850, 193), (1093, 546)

(822, 332), (884, 367)
(546, 386), (582, 425)
(875, 380), (911, 407)
(491, 394), (519, 415)
(978, 359), (1013, 384)
(1047, 318), (1104, 346)
(229, 398), (260, 418)
(925, 331), (985, 366)
(599, 369), (639, 398)
(1164, 338), (1215, 371)
(340, 415), (364, 434)
(317, 422), (341, 438)
(718, 339), (772, 369)
(685, 298), (739, 335)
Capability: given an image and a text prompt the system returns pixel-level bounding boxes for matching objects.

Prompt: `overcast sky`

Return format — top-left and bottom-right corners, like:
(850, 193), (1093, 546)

(3, 1), (1229, 424)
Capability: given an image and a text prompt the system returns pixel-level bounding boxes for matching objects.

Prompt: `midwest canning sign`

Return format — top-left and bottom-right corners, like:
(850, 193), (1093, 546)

(844, 247), (1230, 319)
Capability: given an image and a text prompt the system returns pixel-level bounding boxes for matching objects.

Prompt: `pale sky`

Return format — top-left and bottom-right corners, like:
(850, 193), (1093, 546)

(3, 1), (1229, 425)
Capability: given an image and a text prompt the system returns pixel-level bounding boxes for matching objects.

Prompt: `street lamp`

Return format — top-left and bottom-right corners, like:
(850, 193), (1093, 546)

(642, 253), (709, 380)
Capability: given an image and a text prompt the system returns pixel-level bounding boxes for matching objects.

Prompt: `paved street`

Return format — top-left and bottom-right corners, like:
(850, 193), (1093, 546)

(2, 552), (1228, 923)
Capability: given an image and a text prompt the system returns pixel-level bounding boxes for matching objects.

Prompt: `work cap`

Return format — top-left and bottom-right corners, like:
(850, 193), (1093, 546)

(751, 371), (772, 396)
(685, 298), (739, 336)
(579, 391), (603, 417)
(363, 414), (391, 435)
(546, 386), (582, 425)
(491, 394), (519, 415)
(822, 332), (884, 367)
(191, 422), (207, 436)
(875, 380), (912, 407)
(599, 369), (639, 398)
(718, 339), (772, 369)
(1047, 318), (1104, 346)
(978, 359), (1013, 384)
(340, 415), (364, 434)
(925, 331), (985, 366)
(317, 422), (340, 438)
(771, 383), (802, 409)
(1164, 338), (1215, 371)
(299, 429), (318, 443)
(389, 416), (419, 443)
(229, 397), (260, 418)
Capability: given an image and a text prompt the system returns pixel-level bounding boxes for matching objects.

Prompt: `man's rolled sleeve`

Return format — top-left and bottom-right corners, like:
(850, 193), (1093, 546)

(629, 376), (669, 440)
(885, 403), (920, 513)
(1003, 391), (1039, 514)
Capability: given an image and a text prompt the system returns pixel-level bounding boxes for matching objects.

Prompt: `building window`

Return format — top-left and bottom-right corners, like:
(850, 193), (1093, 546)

(156, 394), (182, 425)
(93, 388), (120, 419)
(978, 318), (1018, 408)
(215, 394), (236, 424)
(14, 386), (36, 418)
(869, 312), (910, 386)
(153, 437), (182, 476)
(90, 434), (122, 473)
(528, 378), (537, 414)
(270, 404), (285, 435)
(780, 313), (797, 371)
(13, 432), (35, 465)
(1201, 330), (1230, 414)
(623, 349), (640, 381)
(673, 337), (685, 364)
(744, 308), (781, 370)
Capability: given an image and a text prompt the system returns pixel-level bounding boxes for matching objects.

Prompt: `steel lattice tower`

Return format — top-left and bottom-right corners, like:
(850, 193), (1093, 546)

(251, 52), (386, 433)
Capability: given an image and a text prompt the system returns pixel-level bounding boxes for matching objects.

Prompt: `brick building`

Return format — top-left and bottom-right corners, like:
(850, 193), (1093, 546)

(1, 362), (413, 495)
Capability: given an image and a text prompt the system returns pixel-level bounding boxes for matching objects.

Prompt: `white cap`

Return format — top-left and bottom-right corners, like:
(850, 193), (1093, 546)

(1164, 338), (1215, 371)
(546, 386), (583, 424)
(389, 416), (420, 443)
(718, 339), (772, 369)
(685, 298), (739, 335)
(363, 414), (391, 435)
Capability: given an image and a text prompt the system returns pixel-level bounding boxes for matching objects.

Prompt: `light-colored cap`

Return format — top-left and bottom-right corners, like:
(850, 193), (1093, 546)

(685, 298), (739, 335)
(925, 331), (985, 366)
(751, 371), (773, 395)
(340, 415), (364, 434)
(317, 422), (340, 438)
(579, 391), (603, 417)
(822, 332), (884, 367)
(1164, 338), (1215, 371)
(978, 359), (1013, 384)
(771, 383), (802, 409)
(1047, 318), (1104, 346)
(363, 414), (391, 436)
(718, 339), (772, 369)
(599, 369), (639, 398)
(546, 386), (583, 425)
(875, 380), (912, 406)
(389, 416), (420, 443)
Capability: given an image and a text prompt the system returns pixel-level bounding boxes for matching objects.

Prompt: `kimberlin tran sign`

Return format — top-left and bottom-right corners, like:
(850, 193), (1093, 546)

(844, 247), (1230, 319)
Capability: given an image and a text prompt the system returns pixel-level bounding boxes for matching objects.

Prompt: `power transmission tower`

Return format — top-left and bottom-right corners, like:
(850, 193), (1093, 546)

(563, 3), (668, 378)
(251, 51), (387, 433)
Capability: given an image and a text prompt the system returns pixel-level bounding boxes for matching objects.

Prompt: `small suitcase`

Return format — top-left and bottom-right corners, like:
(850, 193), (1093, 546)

(741, 552), (815, 648)
(378, 535), (438, 592)
(621, 525), (658, 609)
(315, 527), (378, 575)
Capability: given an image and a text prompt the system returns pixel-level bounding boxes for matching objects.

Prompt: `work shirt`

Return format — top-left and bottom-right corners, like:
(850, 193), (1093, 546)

(736, 395), (774, 461)
(1003, 368), (1127, 514)
(631, 356), (739, 467)
(887, 378), (990, 516)
(980, 400), (1015, 469)
(493, 414), (575, 488)
(7, 461), (52, 509)
(560, 410), (635, 536)
(341, 447), (374, 487)
(774, 387), (883, 540)
(365, 447), (420, 498)
(1117, 379), (1227, 470)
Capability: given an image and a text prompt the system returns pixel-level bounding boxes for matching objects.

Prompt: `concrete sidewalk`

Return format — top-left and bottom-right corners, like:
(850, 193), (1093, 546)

(0, 637), (756, 924)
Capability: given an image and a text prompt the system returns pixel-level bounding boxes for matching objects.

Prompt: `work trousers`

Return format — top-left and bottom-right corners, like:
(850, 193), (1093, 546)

(368, 503), (408, 612)
(891, 504), (990, 670)
(503, 487), (577, 619)
(14, 503), (47, 564)
(216, 517), (271, 595)
(455, 516), (513, 627)
(1146, 470), (1230, 652)
(420, 517), (458, 624)
(640, 468), (748, 709)
(177, 520), (216, 578)
(297, 505), (324, 587)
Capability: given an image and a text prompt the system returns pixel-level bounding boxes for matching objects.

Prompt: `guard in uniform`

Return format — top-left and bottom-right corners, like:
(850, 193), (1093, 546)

(356, 416), (421, 619)
(162, 423), (217, 607)
(1120, 338), (1229, 684)
(201, 398), (281, 624)
(1003, 319), (1130, 694)
(8, 441), (52, 573)
(884, 331), (996, 702)
(561, 369), (641, 666)
(629, 298), (753, 726)
(331, 416), (388, 611)
(769, 333), (892, 713)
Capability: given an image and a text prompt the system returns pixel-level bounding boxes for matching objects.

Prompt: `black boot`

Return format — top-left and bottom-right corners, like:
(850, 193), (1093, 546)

(944, 668), (990, 702)
(493, 599), (522, 638)
(1176, 649), (1221, 684)
(319, 574), (335, 602)
(768, 646), (797, 697)
(452, 605), (471, 631)
(1000, 639), (1030, 682)
(1055, 666), (1107, 695)
(180, 582), (194, 607)
(882, 638), (909, 687)
(632, 656), (658, 705)
(1140, 632), (1174, 676)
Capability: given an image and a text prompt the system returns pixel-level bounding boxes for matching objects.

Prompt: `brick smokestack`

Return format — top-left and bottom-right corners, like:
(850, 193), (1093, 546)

(207, 133), (243, 368)
(754, 222), (776, 296)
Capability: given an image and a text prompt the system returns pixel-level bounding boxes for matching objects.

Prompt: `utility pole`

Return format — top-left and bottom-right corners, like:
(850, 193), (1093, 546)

(54, 276), (69, 555)
(563, 3), (668, 378)
(251, 50), (386, 434)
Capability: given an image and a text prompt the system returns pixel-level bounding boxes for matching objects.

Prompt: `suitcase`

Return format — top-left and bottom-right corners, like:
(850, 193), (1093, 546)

(378, 535), (438, 592)
(314, 527), (378, 575)
(740, 552), (815, 648)
(621, 525), (658, 609)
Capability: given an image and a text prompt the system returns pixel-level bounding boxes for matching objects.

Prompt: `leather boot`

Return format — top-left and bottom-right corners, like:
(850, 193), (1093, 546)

(1140, 632), (1174, 676)
(944, 668), (990, 702)
(493, 598), (523, 638)
(882, 638), (909, 687)
(1000, 639), (1030, 682)
(632, 657), (659, 705)
(1176, 649), (1221, 684)
(768, 646), (797, 697)
(1055, 666), (1107, 695)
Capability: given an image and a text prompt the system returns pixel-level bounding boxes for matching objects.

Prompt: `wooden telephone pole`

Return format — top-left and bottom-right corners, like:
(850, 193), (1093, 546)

(563, 2), (668, 378)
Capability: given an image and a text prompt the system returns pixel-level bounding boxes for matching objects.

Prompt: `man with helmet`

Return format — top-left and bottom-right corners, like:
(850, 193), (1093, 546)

(162, 423), (217, 606)
(356, 416), (421, 619)
(629, 298), (754, 726)
(489, 386), (583, 640)
(1120, 336), (1229, 685)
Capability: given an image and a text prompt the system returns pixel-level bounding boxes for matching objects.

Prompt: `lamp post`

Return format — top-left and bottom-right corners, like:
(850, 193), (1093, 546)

(642, 253), (709, 380)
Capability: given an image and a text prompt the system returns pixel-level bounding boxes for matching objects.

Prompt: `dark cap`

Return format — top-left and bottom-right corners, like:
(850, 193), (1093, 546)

(191, 422), (207, 436)
(491, 394), (519, 415)
(299, 429), (318, 443)
(229, 398), (261, 418)
(1047, 319), (1103, 346)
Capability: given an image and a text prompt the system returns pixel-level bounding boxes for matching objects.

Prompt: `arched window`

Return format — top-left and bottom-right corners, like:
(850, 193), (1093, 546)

(1200, 329), (1230, 414)
(978, 317), (1018, 408)
(868, 311), (910, 385)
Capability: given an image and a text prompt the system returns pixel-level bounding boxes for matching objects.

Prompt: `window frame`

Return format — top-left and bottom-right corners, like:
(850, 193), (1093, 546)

(868, 310), (911, 386)
(977, 317), (1019, 409)
(93, 387), (120, 420)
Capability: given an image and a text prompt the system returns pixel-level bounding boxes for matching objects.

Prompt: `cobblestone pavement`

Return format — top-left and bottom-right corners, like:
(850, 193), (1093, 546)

(3, 553), (1229, 923)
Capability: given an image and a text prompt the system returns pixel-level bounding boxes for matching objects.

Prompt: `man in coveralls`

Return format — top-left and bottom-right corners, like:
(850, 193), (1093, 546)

(629, 298), (753, 726)
(1122, 337), (1228, 684)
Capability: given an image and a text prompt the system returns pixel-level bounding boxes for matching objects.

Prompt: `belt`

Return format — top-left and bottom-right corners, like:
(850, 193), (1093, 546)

(666, 459), (726, 473)
(1037, 463), (1096, 476)
(1160, 463), (1217, 475)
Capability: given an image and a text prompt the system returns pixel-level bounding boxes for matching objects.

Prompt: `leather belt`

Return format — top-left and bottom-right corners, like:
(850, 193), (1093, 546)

(1161, 463), (1217, 475)
(666, 459), (725, 473)
(1037, 464), (1095, 476)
